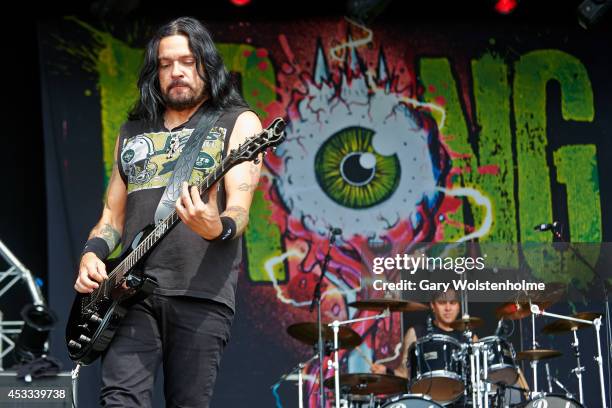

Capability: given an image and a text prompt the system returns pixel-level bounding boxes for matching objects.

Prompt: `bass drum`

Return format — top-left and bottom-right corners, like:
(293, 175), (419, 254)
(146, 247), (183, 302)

(408, 334), (464, 404)
(515, 394), (584, 407)
(381, 394), (445, 408)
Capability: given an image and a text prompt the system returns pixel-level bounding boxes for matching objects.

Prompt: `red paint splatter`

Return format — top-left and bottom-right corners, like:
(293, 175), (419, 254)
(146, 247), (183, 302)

(257, 61), (268, 71)
(435, 96), (446, 106)
(242, 49), (251, 57)
(478, 164), (500, 175)
(255, 48), (268, 58)
(448, 151), (472, 159)
(281, 62), (294, 74)
(428, 84), (436, 93)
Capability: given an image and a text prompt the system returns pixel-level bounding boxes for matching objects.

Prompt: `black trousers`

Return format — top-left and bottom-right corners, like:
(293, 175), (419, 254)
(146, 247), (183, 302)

(100, 294), (234, 408)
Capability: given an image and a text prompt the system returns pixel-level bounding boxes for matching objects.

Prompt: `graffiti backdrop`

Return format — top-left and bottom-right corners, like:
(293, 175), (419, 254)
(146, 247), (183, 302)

(39, 17), (612, 407)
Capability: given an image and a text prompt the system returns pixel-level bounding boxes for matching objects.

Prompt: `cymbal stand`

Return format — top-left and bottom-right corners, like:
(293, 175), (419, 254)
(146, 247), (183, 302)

(460, 274), (490, 408)
(273, 353), (319, 408)
(550, 224), (612, 408)
(529, 304), (540, 398)
(473, 341), (483, 408)
(469, 342), (477, 408)
(569, 328), (585, 404)
(531, 304), (607, 408)
(329, 310), (389, 408)
(468, 340), (491, 408)
(482, 343), (489, 408)
(545, 363), (574, 399)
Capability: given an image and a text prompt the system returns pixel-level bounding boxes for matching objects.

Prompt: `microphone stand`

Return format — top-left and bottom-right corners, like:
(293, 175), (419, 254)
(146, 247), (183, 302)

(550, 225), (612, 407)
(310, 229), (338, 408)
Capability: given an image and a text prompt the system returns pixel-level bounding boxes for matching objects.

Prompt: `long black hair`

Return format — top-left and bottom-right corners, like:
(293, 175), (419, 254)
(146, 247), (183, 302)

(129, 17), (247, 122)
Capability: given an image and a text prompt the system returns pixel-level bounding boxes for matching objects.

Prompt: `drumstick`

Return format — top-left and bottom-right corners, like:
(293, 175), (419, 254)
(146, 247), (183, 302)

(516, 368), (531, 398)
(353, 345), (374, 365)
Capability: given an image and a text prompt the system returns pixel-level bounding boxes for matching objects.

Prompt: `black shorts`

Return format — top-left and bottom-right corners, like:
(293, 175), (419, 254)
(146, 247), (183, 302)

(99, 294), (234, 407)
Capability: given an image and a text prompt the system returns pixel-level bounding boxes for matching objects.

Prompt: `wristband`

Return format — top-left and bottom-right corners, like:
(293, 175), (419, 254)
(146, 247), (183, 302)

(385, 367), (394, 376)
(214, 216), (236, 241)
(81, 237), (110, 260)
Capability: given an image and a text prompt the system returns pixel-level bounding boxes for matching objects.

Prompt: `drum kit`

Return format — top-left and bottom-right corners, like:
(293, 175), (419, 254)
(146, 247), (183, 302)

(278, 285), (609, 408)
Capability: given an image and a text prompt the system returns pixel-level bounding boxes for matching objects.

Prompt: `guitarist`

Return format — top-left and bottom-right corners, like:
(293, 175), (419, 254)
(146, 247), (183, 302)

(73, 17), (263, 407)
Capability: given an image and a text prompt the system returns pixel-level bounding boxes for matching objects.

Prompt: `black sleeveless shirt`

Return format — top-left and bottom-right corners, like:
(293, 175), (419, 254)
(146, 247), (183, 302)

(117, 104), (250, 312)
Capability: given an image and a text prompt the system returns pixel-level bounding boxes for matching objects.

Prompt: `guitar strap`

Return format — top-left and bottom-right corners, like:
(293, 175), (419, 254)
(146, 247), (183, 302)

(154, 107), (222, 225)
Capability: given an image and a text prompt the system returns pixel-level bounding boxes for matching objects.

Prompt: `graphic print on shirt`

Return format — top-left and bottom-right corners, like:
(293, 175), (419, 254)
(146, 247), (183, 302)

(121, 126), (227, 194)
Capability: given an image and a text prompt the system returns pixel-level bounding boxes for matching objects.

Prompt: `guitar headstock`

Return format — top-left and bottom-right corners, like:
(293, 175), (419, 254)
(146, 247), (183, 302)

(230, 117), (286, 163)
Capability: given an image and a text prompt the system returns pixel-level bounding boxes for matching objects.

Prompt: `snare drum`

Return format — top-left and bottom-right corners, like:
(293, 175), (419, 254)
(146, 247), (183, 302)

(481, 335), (518, 385)
(381, 394), (444, 408)
(408, 334), (464, 404)
(515, 394), (584, 407)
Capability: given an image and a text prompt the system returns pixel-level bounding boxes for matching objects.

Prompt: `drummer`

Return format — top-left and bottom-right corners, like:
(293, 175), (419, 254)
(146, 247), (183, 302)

(371, 289), (468, 378)
(371, 289), (530, 404)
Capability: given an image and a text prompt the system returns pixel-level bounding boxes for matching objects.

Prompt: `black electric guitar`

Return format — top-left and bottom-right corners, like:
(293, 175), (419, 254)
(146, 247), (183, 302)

(66, 117), (286, 365)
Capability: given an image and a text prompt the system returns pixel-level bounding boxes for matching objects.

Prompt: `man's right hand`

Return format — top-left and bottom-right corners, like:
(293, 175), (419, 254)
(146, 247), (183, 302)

(74, 252), (108, 293)
(370, 363), (388, 375)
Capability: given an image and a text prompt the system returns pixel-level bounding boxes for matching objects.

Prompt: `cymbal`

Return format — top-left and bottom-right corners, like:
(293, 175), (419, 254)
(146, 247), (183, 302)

(496, 301), (553, 320)
(541, 312), (602, 335)
(287, 322), (362, 349)
(323, 373), (407, 395)
(516, 349), (562, 361)
(449, 316), (484, 331)
(348, 299), (429, 312)
(513, 282), (567, 304)
(496, 283), (567, 320)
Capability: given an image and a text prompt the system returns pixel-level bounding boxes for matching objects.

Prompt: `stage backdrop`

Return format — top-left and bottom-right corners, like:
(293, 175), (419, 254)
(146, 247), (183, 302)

(39, 17), (612, 407)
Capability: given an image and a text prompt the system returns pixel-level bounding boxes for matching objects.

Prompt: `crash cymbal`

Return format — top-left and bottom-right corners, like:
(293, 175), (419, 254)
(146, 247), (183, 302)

(496, 301), (553, 320)
(349, 299), (429, 312)
(541, 312), (602, 335)
(287, 322), (362, 349)
(496, 283), (567, 320)
(514, 282), (567, 304)
(449, 316), (484, 331)
(324, 373), (407, 395)
(516, 349), (562, 361)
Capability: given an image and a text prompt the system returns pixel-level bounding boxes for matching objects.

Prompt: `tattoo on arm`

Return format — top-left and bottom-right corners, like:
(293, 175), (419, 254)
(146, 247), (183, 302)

(222, 205), (249, 235)
(89, 223), (121, 252)
(238, 182), (258, 192)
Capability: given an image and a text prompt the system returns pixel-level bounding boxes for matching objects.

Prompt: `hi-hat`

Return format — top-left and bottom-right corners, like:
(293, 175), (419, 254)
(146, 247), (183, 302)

(516, 349), (563, 361)
(323, 373), (406, 395)
(541, 312), (602, 335)
(287, 322), (362, 349)
(449, 316), (484, 331)
(348, 299), (429, 312)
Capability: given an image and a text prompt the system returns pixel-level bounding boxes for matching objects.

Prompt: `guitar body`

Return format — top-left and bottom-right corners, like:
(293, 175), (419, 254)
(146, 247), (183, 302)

(65, 226), (158, 365)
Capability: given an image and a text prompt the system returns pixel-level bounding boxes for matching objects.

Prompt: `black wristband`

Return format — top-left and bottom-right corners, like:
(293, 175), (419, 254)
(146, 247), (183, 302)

(214, 216), (236, 241)
(385, 367), (394, 376)
(81, 237), (110, 260)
